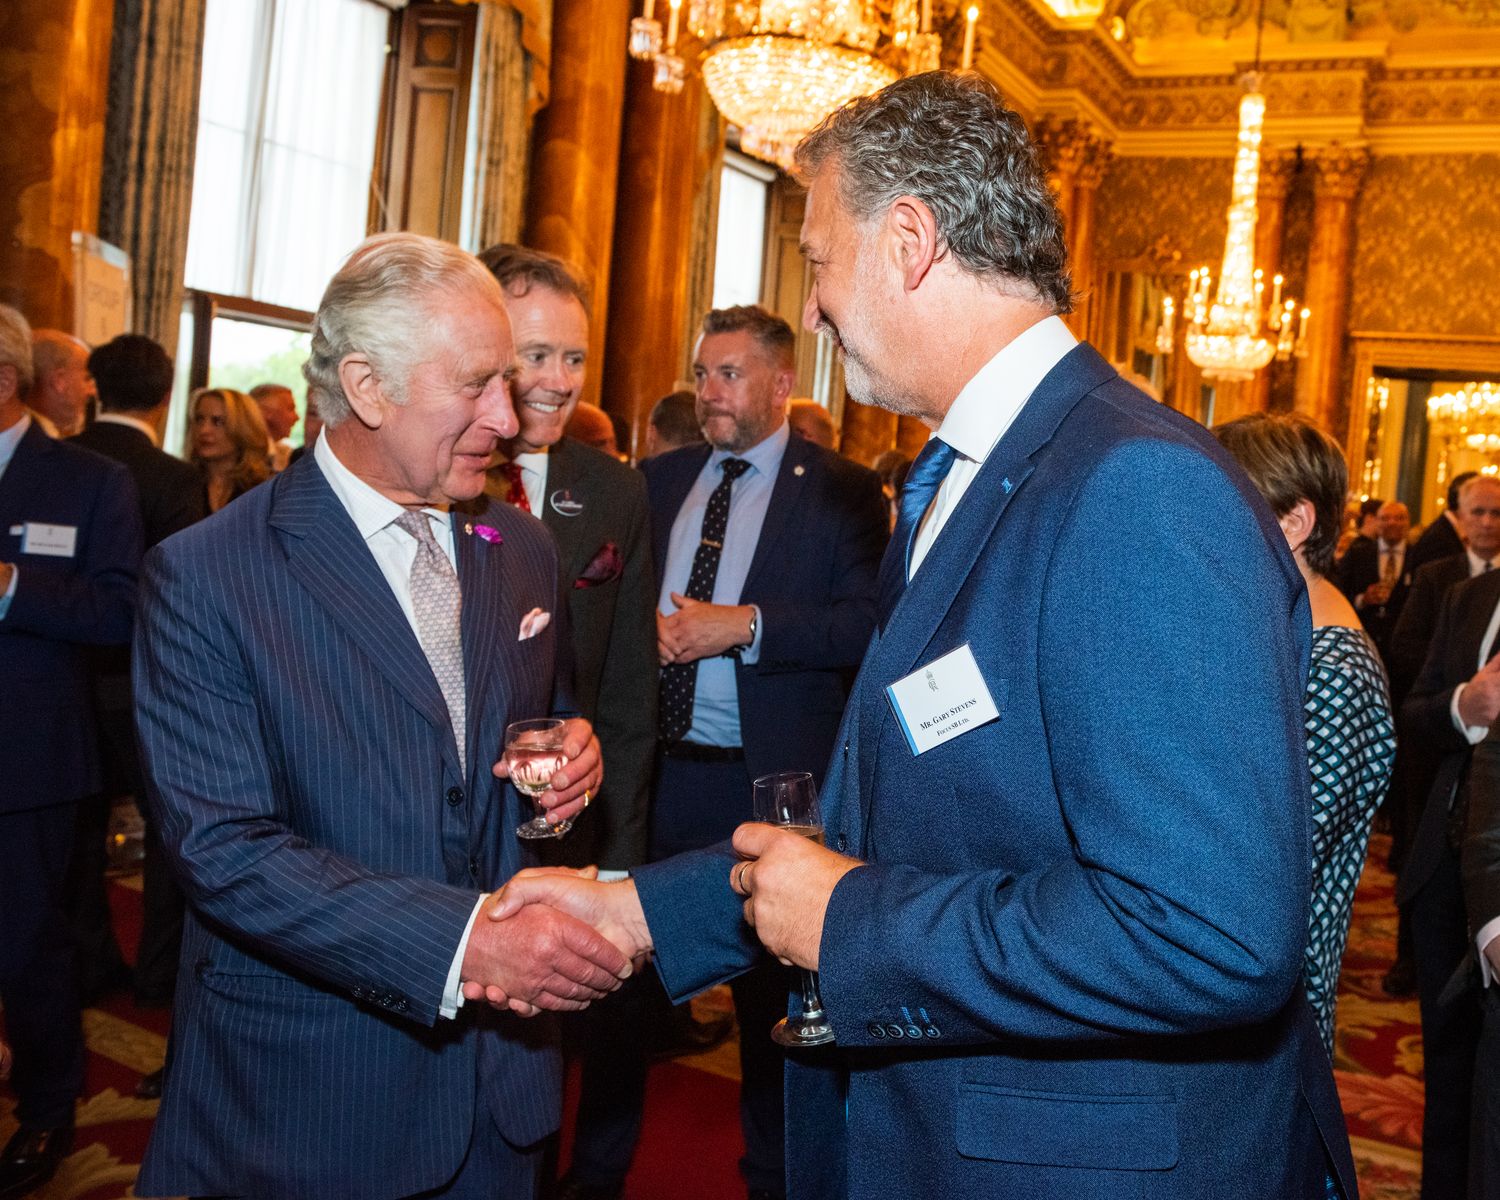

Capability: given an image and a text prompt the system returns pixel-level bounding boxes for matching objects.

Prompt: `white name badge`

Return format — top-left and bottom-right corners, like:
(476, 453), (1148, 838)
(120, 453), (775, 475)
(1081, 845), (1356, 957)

(20, 522), (78, 558)
(884, 643), (1000, 755)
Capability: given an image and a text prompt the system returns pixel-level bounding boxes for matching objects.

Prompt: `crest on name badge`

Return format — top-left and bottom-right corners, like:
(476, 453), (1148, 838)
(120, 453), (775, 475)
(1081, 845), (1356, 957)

(550, 489), (584, 517)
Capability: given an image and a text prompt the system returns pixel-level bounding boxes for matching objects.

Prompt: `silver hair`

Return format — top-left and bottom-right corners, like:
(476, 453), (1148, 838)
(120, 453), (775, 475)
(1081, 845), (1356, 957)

(1459, 473), (1500, 507)
(794, 72), (1072, 313)
(303, 232), (504, 427)
(0, 305), (35, 393)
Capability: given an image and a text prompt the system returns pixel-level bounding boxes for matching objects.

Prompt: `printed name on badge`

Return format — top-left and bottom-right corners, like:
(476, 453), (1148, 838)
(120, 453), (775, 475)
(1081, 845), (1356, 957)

(21, 522), (78, 558)
(884, 643), (999, 755)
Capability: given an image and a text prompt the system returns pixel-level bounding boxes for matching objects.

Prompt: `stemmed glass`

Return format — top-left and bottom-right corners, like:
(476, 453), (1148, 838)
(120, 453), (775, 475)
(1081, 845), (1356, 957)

(750, 771), (836, 1048)
(505, 718), (573, 840)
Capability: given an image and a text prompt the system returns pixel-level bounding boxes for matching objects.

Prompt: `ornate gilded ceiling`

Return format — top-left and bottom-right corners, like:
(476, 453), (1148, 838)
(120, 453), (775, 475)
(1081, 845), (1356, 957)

(974, 0), (1500, 154)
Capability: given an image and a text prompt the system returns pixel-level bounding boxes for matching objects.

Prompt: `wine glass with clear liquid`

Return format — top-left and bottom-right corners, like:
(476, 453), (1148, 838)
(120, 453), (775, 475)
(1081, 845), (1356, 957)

(750, 771), (836, 1048)
(506, 718), (572, 839)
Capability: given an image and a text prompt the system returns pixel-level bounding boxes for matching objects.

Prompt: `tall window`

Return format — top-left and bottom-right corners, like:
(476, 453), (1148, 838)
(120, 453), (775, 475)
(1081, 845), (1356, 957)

(184, 0), (388, 313)
(711, 151), (775, 310)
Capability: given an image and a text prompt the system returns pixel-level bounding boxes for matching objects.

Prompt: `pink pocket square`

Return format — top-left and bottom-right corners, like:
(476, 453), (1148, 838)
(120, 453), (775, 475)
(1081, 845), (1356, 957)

(518, 608), (551, 640)
(574, 541), (624, 590)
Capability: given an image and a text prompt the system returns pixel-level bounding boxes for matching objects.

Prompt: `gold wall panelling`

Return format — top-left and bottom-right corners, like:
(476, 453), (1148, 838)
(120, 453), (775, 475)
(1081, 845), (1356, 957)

(0, 0), (114, 328)
(1349, 153), (1500, 338)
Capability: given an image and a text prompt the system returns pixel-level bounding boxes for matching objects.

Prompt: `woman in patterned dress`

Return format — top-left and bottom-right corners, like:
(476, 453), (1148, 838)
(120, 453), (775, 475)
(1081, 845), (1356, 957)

(1216, 413), (1396, 1054)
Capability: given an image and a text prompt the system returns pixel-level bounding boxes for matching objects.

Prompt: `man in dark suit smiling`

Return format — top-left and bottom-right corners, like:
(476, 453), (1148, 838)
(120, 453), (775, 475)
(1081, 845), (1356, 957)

(480, 244), (657, 874)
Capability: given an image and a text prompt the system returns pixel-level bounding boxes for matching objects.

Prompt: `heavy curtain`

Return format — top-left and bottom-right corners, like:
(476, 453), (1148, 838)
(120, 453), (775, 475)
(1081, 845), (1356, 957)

(99, 0), (208, 358)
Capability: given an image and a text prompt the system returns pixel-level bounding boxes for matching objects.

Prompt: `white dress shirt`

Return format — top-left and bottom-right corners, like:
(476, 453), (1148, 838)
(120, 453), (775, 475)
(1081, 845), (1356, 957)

(909, 316), (1078, 577)
(511, 449), (550, 513)
(313, 434), (482, 1017)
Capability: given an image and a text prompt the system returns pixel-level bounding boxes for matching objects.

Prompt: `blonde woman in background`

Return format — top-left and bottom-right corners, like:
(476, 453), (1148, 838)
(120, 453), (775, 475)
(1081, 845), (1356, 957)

(190, 387), (272, 512)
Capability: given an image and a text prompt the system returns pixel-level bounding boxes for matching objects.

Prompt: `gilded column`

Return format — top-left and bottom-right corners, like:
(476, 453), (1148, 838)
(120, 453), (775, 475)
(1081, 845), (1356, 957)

(1240, 150), (1298, 418)
(0, 0), (114, 327)
(523, 0), (632, 408)
(1034, 117), (1088, 242)
(1295, 145), (1369, 437)
(601, 68), (721, 457)
(1069, 138), (1111, 339)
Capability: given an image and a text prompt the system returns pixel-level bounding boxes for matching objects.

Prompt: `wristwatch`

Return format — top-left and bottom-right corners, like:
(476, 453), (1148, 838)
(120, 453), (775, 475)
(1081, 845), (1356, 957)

(733, 608), (758, 656)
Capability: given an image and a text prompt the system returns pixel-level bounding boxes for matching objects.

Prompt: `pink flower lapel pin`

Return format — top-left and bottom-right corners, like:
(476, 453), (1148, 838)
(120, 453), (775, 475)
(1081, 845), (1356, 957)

(465, 522), (504, 545)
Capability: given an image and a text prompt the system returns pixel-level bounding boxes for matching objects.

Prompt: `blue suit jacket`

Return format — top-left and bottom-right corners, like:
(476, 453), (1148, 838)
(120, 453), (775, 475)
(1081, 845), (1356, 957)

(635, 346), (1357, 1199)
(641, 432), (888, 784)
(0, 422), (140, 812)
(134, 454), (569, 1199)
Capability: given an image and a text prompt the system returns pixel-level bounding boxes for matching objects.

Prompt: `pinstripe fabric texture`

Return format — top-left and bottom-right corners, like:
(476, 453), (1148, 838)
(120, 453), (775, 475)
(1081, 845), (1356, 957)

(133, 454), (566, 1199)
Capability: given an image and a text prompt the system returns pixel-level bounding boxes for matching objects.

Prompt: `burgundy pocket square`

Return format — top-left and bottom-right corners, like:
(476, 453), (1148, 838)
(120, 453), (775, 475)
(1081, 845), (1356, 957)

(575, 541), (624, 589)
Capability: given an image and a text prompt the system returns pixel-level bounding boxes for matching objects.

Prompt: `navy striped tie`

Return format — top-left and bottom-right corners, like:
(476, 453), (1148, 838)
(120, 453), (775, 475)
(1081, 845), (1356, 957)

(877, 437), (956, 628)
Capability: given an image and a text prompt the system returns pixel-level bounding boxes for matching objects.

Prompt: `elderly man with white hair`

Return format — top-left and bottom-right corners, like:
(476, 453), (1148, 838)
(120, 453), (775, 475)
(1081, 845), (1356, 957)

(131, 233), (635, 1200)
(26, 328), (95, 438)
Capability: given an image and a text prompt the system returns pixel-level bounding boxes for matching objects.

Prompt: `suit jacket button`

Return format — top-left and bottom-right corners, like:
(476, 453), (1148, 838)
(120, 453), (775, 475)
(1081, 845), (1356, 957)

(924, 1026), (941, 1039)
(885, 1023), (905, 1039)
(469, 856), (480, 877)
(904, 1024), (922, 1039)
(868, 1023), (886, 1039)
(836, 834), (847, 853)
(446, 786), (465, 807)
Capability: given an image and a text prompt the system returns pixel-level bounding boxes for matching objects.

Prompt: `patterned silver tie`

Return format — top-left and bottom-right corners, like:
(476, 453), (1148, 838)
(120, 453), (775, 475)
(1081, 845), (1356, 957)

(394, 510), (466, 769)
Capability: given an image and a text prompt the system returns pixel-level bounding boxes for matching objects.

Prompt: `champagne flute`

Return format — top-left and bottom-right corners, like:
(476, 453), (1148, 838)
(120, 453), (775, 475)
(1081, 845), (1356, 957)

(506, 718), (572, 839)
(750, 771), (836, 1048)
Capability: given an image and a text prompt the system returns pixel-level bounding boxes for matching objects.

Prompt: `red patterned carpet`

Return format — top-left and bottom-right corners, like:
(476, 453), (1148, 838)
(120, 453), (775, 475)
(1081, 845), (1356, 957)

(1, 834), (1423, 1199)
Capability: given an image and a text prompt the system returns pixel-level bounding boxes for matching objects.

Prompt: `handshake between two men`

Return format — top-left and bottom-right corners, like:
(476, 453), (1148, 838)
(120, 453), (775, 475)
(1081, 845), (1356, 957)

(459, 739), (863, 1018)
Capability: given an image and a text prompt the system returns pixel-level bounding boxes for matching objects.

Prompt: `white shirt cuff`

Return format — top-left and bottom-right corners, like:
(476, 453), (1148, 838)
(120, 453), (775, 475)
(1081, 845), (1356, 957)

(1451, 683), (1490, 745)
(739, 604), (764, 666)
(1478, 916), (1500, 988)
(439, 895), (487, 1019)
(596, 869), (630, 882)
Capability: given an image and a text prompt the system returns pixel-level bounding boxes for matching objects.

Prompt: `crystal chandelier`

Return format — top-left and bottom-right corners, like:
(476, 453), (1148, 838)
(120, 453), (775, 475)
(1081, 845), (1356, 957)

(627, 0), (981, 171)
(1428, 382), (1500, 454)
(1172, 72), (1308, 381)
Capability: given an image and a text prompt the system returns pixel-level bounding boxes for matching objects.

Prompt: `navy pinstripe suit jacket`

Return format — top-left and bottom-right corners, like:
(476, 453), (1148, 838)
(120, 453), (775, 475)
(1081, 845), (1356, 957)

(134, 452), (568, 1199)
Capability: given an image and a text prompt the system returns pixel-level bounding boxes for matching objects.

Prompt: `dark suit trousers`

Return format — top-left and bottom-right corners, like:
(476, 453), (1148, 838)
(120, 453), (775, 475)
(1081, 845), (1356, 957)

(0, 802), (86, 1129)
(1413, 834), (1483, 1200)
(570, 755), (789, 1197)
(1472, 989), (1500, 1199)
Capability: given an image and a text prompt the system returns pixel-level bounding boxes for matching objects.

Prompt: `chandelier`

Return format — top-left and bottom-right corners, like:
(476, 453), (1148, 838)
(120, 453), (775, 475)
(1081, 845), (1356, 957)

(627, 0), (981, 171)
(1157, 72), (1309, 381)
(1428, 382), (1500, 453)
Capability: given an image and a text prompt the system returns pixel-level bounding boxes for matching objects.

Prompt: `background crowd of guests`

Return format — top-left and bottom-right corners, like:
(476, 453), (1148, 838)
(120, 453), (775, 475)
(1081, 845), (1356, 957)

(1, 227), (1498, 1200)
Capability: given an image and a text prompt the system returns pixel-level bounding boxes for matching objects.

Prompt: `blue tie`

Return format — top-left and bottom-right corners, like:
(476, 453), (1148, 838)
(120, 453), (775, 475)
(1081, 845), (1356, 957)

(877, 437), (957, 628)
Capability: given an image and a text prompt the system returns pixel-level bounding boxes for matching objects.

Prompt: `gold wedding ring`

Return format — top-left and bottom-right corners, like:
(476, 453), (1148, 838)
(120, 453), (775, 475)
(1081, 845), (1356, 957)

(734, 860), (752, 894)
(582, 790), (591, 809)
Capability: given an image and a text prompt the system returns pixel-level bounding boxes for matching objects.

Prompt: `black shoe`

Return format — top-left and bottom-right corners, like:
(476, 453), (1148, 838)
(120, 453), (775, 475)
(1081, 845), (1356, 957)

(1382, 958), (1416, 997)
(0, 1125), (74, 1200)
(554, 1174), (624, 1200)
(135, 1066), (164, 1100)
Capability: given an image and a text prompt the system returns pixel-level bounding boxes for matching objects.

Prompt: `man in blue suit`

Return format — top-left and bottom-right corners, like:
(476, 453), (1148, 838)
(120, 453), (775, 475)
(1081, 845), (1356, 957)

(557, 305), (887, 1200)
(487, 74), (1357, 1199)
(132, 234), (634, 1200)
(0, 304), (141, 1200)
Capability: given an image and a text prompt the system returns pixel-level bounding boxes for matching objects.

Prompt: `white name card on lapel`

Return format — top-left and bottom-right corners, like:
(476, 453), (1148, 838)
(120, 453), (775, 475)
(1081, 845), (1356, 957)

(21, 522), (78, 558)
(884, 643), (999, 755)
